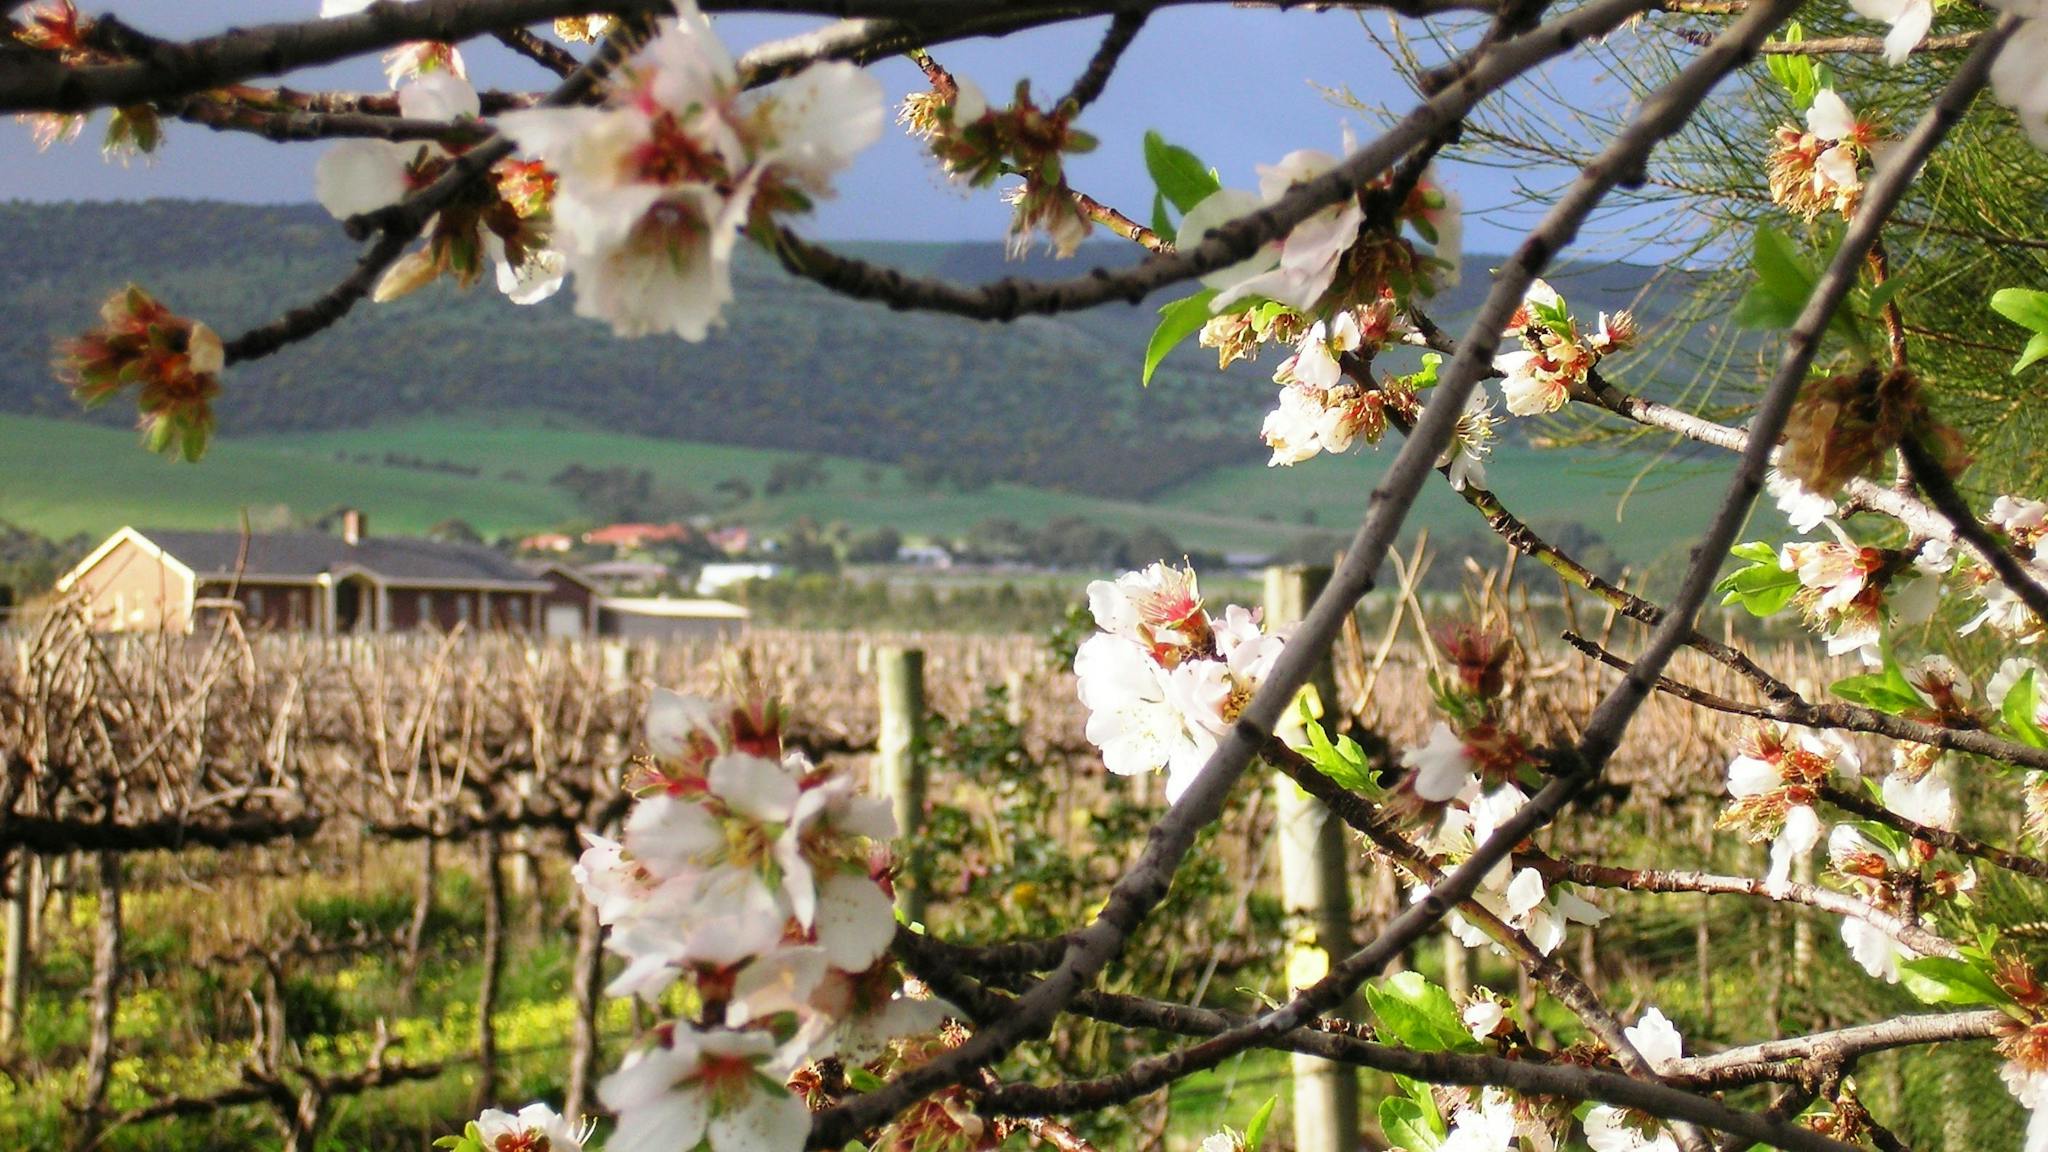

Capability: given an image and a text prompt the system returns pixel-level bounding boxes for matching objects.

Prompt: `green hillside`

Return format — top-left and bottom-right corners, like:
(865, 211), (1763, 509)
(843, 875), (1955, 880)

(0, 409), (1753, 569)
(0, 200), (1750, 570)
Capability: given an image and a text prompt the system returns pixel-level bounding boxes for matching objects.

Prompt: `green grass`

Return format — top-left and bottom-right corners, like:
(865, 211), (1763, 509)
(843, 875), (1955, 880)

(0, 413), (1337, 554)
(3, 411), (1772, 567)
(0, 414), (577, 540)
(1156, 441), (1778, 568)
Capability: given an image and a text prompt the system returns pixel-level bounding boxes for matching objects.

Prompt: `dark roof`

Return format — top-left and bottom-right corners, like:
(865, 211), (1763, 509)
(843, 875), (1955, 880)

(139, 530), (548, 588)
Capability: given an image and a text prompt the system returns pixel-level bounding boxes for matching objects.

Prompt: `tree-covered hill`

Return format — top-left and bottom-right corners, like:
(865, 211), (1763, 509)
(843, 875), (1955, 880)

(0, 201), (1688, 501)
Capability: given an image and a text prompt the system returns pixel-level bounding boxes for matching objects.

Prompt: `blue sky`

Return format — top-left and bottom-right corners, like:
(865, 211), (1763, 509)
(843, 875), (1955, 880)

(0, 2), (1669, 258)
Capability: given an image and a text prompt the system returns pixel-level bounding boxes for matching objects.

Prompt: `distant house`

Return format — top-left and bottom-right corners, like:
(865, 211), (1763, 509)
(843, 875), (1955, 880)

(697, 561), (780, 595)
(59, 512), (553, 635)
(519, 532), (576, 554)
(896, 544), (954, 569)
(581, 522), (694, 551)
(706, 526), (753, 555)
(527, 563), (602, 638)
(578, 559), (673, 594)
(597, 597), (748, 642)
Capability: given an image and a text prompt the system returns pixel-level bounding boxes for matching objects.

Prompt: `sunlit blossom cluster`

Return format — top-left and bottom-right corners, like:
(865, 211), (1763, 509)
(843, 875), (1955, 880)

(1073, 562), (1292, 802)
(1776, 532), (1945, 662)
(901, 70), (1097, 257)
(1767, 89), (1874, 221)
(1395, 627), (1608, 957)
(571, 688), (945, 1152)
(1493, 279), (1634, 417)
(315, 72), (565, 305)
(1847, 0), (2048, 148)
(1181, 150), (1460, 320)
(1719, 721), (1860, 887)
(1413, 780), (1609, 956)
(1260, 302), (1421, 466)
(436, 1103), (593, 1152)
(1453, 997), (1690, 1150)
(1830, 769), (1967, 981)
(496, 5), (883, 340)
(1954, 496), (2048, 644)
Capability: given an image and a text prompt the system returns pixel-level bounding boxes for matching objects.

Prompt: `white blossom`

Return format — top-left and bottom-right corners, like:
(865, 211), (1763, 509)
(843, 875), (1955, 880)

(475, 1103), (590, 1152)
(601, 1029), (809, 1152)
(1767, 468), (1837, 534)
(1586, 1105), (1680, 1152)
(1402, 722), (1476, 802)
(1186, 144), (1366, 314)
(496, 5), (882, 340)
(1848, 0), (1935, 65)
(1623, 1006), (1684, 1073)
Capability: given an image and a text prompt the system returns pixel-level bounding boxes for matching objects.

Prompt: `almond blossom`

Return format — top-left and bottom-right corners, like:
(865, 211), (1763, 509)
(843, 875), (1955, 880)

(1463, 994), (1508, 1042)
(1440, 384), (1498, 492)
(317, 0), (466, 86)
(1767, 468), (1839, 534)
(1421, 785), (1607, 957)
(1989, 0), (2048, 148)
(463, 1103), (592, 1152)
(601, 1027), (809, 1152)
(1258, 307), (1417, 466)
(497, 4), (882, 340)
(1581, 1009), (1684, 1151)
(1075, 562), (1291, 802)
(313, 73), (563, 305)
(1768, 89), (1875, 220)
(1493, 279), (1633, 417)
(1439, 1087), (1521, 1152)
(555, 688), (937, 1152)
(1778, 536), (1891, 662)
(1847, 0), (1935, 66)
(1720, 722), (1860, 888)
(1402, 721), (1477, 802)
(1183, 144), (1366, 314)
(1998, 1024), (2048, 1152)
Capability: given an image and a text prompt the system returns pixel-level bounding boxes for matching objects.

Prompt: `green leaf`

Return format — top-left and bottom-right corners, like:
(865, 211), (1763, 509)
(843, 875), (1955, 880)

(845, 1065), (887, 1093)
(1765, 24), (1819, 107)
(1863, 277), (1906, 318)
(2003, 669), (2048, 749)
(1379, 1097), (1445, 1152)
(2015, 332), (2048, 375)
(1366, 971), (1481, 1053)
(1991, 287), (2048, 334)
(1143, 290), (1218, 386)
(1989, 289), (2048, 373)
(1898, 956), (2011, 1007)
(1150, 189), (1175, 240)
(1754, 227), (1815, 305)
(1244, 1095), (1279, 1150)
(1394, 1073), (1447, 1136)
(1299, 705), (1380, 795)
(1715, 542), (1800, 618)
(1830, 655), (1925, 715)
(1144, 130), (1223, 215)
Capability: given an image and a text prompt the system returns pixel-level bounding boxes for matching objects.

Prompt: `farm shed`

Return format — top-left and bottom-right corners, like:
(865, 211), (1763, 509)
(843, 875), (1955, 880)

(58, 514), (552, 635)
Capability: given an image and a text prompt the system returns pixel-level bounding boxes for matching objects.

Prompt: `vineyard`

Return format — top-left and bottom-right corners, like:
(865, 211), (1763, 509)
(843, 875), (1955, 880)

(1, 578), (2002, 1151)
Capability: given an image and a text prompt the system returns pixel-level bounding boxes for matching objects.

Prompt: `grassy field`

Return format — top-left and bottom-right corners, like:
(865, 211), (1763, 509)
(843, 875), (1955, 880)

(2, 411), (1762, 567)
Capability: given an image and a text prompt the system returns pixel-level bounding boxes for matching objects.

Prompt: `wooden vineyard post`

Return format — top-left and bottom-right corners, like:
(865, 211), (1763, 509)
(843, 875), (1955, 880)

(474, 831), (507, 1113)
(2, 853), (28, 1048)
(1265, 565), (1361, 1152)
(78, 851), (122, 1143)
(565, 876), (607, 1119)
(876, 647), (928, 924)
